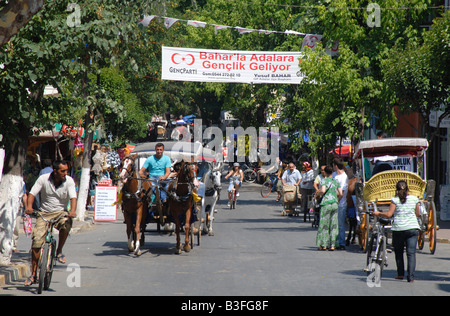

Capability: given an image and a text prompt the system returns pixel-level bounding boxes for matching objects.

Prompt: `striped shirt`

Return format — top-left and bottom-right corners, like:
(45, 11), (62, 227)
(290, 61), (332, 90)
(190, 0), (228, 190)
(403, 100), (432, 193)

(391, 195), (420, 231)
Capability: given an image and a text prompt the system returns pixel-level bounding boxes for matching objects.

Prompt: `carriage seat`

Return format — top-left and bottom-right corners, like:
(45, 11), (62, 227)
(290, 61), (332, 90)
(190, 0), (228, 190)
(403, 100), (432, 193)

(363, 170), (426, 203)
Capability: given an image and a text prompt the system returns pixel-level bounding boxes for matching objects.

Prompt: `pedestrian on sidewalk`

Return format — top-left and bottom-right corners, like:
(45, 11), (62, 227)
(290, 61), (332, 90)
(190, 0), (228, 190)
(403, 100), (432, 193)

(332, 158), (348, 250)
(12, 179), (27, 253)
(300, 161), (314, 222)
(373, 180), (420, 282)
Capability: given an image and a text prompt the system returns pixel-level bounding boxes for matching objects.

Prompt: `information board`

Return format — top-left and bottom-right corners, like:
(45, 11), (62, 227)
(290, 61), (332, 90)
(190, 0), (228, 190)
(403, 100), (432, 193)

(94, 186), (117, 221)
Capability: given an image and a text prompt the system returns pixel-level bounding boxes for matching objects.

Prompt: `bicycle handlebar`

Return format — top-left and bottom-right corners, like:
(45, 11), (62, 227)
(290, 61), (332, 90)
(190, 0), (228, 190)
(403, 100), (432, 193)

(32, 210), (68, 224)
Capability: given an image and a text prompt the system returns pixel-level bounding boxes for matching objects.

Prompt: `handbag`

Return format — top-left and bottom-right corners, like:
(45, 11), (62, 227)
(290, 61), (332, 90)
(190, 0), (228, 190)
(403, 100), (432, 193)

(312, 184), (330, 209)
(23, 214), (33, 237)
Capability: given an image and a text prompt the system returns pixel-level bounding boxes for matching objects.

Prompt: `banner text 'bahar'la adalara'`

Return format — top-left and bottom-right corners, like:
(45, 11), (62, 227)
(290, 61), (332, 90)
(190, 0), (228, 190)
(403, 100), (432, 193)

(161, 46), (304, 84)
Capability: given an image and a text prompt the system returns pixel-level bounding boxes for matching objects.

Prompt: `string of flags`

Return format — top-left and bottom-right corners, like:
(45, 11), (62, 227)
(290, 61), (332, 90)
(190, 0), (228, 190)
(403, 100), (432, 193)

(138, 15), (338, 54)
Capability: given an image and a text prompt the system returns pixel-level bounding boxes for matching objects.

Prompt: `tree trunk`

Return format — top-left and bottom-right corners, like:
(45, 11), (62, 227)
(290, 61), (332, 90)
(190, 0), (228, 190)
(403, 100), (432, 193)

(75, 108), (94, 221)
(0, 138), (27, 265)
(0, 0), (45, 47)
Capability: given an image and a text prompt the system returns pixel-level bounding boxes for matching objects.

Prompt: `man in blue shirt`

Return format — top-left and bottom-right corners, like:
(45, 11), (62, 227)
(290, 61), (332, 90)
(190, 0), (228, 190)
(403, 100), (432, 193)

(281, 162), (302, 186)
(138, 143), (171, 202)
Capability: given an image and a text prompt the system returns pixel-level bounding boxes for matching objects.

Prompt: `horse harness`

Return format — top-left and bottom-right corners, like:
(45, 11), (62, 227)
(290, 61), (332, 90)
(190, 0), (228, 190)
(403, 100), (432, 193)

(167, 162), (197, 207)
(120, 156), (151, 203)
(120, 157), (197, 210)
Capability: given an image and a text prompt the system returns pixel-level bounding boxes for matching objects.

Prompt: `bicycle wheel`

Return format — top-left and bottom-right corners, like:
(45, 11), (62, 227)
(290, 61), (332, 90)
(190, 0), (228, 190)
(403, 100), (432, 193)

(365, 234), (376, 272)
(244, 169), (257, 183)
(366, 234), (386, 286)
(44, 241), (56, 290)
(376, 235), (387, 278)
(38, 243), (50, 294)
(261, 181), (272, 198)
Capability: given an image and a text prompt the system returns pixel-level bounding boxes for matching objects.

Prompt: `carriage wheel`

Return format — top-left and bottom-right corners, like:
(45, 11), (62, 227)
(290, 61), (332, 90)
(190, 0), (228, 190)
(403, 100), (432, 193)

(189, 225), (194, 249)
(428, 201), (437, 254)
(360, 212), (370, 252)
(418, 230), (425, 250)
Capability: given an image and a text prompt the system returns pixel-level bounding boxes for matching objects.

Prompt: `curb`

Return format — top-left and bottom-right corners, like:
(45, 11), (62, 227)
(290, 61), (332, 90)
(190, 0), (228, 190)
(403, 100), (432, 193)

(0, 217), (95, 288)
(0, 261), (31, 287)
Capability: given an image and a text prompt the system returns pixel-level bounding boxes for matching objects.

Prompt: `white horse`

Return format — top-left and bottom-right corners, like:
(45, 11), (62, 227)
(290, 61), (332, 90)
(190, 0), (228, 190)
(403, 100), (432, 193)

(198, 162), (222, 236)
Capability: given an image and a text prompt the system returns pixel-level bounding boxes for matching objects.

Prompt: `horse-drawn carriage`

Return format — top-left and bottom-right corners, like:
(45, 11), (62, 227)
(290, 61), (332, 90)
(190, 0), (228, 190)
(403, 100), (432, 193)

(353, 137), (438, 254)
(119, 141), (221, 255)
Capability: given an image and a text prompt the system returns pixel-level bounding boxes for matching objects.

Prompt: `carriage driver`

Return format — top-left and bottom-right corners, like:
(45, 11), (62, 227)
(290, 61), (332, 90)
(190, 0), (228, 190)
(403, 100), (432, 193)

(138, 143), (171, 203)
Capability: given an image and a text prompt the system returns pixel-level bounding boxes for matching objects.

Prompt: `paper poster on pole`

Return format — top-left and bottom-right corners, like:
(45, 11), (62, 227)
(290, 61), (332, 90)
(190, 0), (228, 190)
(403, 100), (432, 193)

(162, 46), (304, 84)
(94, 186), (117, 221)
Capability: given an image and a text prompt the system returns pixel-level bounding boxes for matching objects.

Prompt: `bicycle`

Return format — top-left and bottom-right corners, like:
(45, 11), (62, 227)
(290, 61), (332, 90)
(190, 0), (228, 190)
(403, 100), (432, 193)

(33, 211), (68, 294)
(229, 187), (237, 209)
(364, 208), (391, 287)
(261, 173), (278, 198)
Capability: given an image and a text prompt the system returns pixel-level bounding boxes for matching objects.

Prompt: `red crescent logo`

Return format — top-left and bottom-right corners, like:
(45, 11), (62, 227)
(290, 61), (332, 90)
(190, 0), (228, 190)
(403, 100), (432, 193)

(171, 53), (195, 65)
(306, 36), (319, 48)
(171, 53), (180, 64)
(185, 54), (195, 65)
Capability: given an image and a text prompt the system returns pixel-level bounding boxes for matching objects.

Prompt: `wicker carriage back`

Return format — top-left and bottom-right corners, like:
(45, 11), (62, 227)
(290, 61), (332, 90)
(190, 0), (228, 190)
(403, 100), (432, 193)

(363, 171), (426, 202)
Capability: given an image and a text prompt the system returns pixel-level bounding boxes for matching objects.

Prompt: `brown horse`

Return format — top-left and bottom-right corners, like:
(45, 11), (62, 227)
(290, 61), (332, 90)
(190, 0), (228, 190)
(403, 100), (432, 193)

(118, 154), (151, 256)
(167, 160), (199, 254)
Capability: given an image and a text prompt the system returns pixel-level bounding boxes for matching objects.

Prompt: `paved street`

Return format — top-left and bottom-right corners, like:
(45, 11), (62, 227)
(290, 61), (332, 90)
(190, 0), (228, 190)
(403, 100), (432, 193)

(3, 182), (450, 297)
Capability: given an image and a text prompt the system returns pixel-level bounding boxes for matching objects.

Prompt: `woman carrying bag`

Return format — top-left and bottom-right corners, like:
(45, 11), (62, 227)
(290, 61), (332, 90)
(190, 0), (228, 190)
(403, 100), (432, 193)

(315, 165), (343, 251)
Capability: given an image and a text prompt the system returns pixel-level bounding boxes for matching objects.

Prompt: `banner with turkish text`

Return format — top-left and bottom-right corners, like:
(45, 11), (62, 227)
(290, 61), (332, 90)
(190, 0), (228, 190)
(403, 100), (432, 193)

(161, 46), (305, 84)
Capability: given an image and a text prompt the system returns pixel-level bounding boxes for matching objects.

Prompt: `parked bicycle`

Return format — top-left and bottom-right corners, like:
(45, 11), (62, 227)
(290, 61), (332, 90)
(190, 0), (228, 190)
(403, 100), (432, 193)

(261, 173), (278, 198)
(33, 211), (68, 294)
(242, 164), (260, 183)
(364, 209), (392, 287)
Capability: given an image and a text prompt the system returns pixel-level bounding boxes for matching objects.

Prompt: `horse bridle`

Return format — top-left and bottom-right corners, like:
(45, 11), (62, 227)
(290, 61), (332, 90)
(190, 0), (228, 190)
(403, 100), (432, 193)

(178, 162), (197, 185)
(120, 157), (136, 181)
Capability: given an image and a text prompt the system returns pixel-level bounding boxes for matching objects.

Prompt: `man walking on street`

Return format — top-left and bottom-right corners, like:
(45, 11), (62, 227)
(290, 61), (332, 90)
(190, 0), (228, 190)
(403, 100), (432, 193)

(24, 160), (77, 286)
(282, 162), (302, 187)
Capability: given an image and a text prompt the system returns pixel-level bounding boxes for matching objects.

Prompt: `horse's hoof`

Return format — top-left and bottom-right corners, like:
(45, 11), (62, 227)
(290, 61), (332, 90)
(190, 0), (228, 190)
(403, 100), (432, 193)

(208, 231), (214, 236)
(184, 245), (191, 253)
(175, 248), (182, 255)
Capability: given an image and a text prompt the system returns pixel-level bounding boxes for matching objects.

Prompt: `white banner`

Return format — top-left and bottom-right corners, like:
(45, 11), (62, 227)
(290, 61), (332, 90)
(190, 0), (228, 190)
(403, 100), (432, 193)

(161, 46), (305, 84)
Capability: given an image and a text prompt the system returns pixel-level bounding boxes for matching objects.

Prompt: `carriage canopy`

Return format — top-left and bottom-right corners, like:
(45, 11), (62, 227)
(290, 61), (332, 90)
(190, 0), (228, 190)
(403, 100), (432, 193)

(353, 137), (429, 160)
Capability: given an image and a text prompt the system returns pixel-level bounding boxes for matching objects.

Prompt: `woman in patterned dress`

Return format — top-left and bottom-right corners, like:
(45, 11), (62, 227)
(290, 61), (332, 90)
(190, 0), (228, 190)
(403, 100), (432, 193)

(315, 165), (343, 251)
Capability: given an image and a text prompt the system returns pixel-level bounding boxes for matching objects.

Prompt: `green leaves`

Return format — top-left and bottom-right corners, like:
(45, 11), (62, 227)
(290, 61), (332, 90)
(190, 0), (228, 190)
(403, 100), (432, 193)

(381, 10), (450, 137)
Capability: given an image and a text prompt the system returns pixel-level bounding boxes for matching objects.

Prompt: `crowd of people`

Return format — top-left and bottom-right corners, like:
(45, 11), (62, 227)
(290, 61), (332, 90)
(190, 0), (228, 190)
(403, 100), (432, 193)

(268, 155), (420, 283)
(19, 138), (421, 286)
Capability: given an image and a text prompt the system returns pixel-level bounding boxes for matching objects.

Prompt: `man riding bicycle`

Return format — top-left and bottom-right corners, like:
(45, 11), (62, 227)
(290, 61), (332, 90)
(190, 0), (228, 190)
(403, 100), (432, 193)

(138, 142), (171, 203)
(24, 160), (77, 286)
